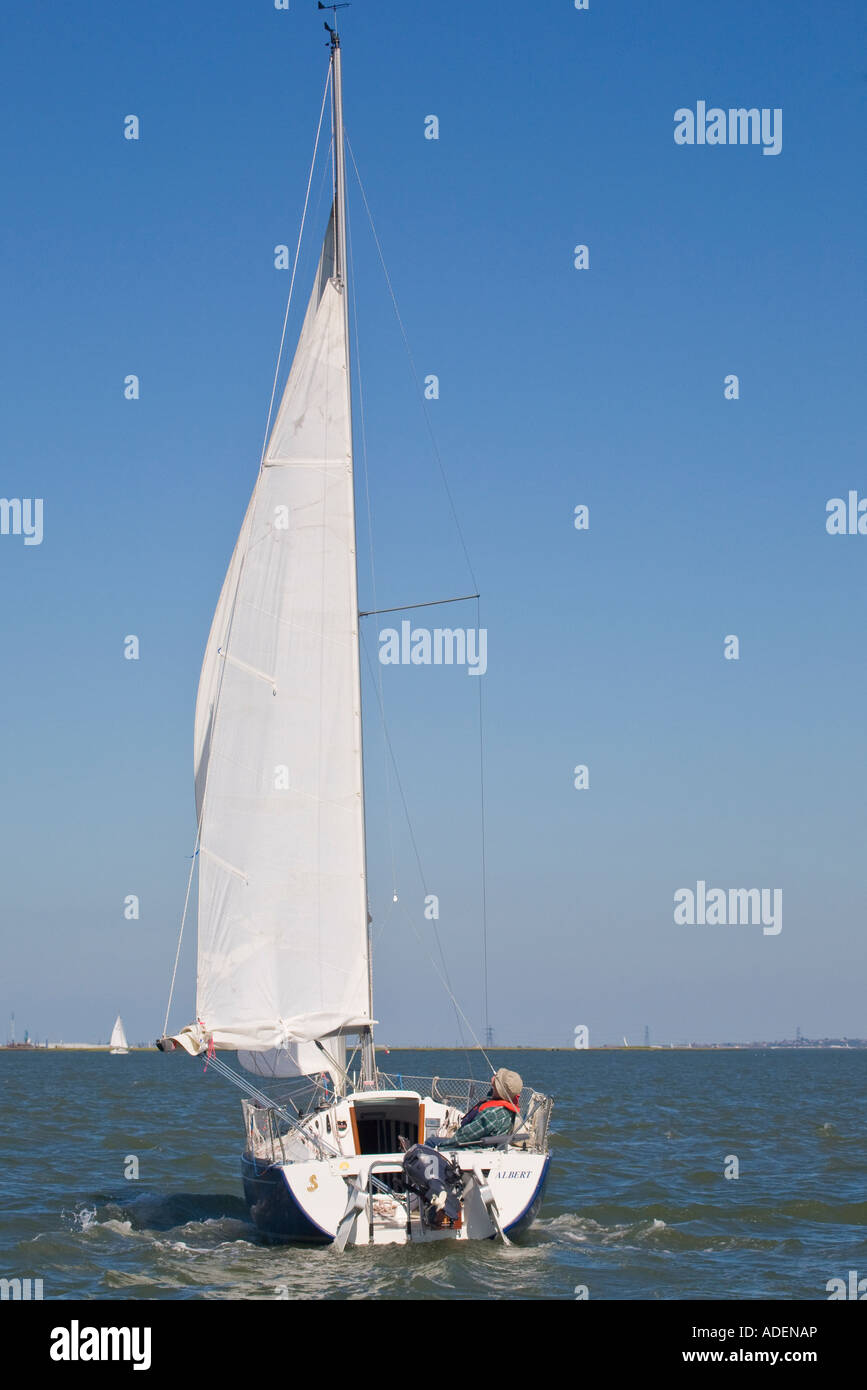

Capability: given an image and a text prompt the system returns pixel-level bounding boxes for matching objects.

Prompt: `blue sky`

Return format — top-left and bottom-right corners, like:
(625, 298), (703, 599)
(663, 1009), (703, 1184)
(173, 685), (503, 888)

(1, 0), (865, 1047)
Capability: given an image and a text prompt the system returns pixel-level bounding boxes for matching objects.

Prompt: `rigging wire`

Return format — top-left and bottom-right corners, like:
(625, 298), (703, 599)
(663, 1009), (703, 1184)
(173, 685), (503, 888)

(395, 898), (497, 1077)
(345, 134), (479, 597)
(476, 595), (491, 1044)
(205, 1053), (339, 1159)
(162, 66), (332, 1038)
(346, 133), (494, 1069)
(258, 67), (333, 466)
(361, 630), (497, 1074)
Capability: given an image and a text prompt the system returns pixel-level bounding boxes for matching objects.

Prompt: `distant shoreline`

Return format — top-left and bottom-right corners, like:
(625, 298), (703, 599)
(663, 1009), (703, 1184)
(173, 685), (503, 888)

(0, 1045), (151, 1053)
(3, 1043), (864, 1054)
(381, 1044), (867, 1051)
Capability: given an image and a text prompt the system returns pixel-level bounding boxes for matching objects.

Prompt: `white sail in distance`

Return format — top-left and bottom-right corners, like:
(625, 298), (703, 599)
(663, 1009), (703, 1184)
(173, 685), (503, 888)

(110, 1016), (128, 1053)
(176, 210), (372, 1056)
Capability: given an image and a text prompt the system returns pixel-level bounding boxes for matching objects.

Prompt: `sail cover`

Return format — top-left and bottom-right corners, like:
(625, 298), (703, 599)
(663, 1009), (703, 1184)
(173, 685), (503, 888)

(178, 212), (371, 1054)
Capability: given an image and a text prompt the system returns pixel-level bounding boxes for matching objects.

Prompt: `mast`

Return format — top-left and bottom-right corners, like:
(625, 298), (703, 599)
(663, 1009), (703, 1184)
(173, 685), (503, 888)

(327, 12), (376, 1087)
(329, 23), (349, 298)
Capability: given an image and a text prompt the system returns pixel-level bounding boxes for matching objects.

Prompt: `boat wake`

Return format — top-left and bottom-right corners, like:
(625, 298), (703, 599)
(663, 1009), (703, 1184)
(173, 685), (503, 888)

(62, 1193), (252, 1244)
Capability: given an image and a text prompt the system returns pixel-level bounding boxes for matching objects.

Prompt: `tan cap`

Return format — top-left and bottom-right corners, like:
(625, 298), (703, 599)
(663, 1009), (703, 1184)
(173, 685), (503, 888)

(493, 1068), (522, 1103)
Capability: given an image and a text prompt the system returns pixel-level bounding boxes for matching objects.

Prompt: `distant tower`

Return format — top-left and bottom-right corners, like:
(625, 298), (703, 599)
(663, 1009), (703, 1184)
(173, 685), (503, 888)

(484, 1025), (494, 1048)
(644, 1025), (650, 1047)
(9, 1013), (14, 1046)
(796, 1025), (802, 1042)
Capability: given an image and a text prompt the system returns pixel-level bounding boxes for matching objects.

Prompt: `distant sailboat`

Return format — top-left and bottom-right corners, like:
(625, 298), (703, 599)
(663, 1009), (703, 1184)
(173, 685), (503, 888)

(110, 1016), (129, 1055)
(156, 13), (552, 1247)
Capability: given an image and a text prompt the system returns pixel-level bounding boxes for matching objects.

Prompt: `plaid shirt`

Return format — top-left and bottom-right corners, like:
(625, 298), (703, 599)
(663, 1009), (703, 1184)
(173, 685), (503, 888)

(434, 1097), (516, 1148)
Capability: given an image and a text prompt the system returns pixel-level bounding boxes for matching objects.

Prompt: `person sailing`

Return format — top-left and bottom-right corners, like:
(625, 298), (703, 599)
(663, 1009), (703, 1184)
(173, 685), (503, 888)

(426, 1068), (522, 1149)
(399, 1069), (523, 1229)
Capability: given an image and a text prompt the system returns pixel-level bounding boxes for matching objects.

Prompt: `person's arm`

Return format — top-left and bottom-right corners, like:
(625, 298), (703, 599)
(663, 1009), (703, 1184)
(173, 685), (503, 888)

(426, 1119), (482, 1149)
(446, 1107), (513, 1147)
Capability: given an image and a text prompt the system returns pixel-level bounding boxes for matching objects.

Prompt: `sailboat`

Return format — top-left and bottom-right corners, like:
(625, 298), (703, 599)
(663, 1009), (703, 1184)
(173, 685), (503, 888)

(156, 13), (552, 1246)
(110, 1016), (129, 1055)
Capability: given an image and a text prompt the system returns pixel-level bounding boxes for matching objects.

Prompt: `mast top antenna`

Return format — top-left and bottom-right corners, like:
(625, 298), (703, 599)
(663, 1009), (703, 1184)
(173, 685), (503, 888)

(318, 1), (350, 49)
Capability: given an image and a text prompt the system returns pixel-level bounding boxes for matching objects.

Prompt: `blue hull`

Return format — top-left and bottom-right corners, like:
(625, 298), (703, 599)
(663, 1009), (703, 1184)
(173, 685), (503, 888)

(241, 1154), (333, 1244)
(504, 1153), (551, 1236)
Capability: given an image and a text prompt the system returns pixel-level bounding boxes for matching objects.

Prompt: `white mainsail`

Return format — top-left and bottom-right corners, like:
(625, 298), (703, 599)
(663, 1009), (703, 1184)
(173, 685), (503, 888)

(174, 208), (372, 1057)
(110, 1015), (128, 1052)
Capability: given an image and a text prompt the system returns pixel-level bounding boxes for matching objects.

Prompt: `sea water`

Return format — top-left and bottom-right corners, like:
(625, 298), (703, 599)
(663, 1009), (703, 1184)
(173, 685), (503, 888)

(0, 1048), (863, 1300)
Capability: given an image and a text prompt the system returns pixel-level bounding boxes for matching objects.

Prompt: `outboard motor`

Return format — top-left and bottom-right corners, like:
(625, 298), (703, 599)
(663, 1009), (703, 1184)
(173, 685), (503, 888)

(401, 1144), (463, 1229)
